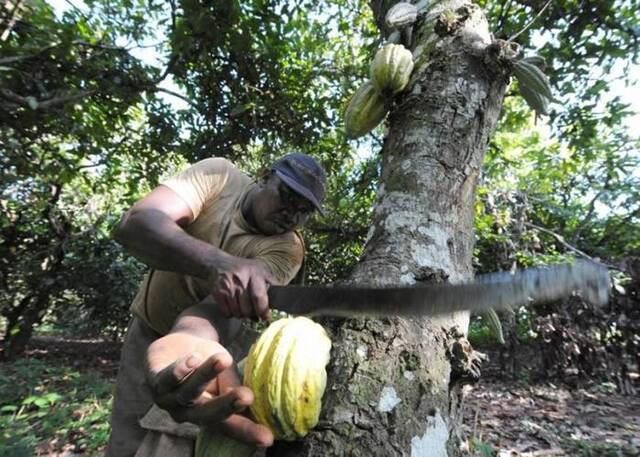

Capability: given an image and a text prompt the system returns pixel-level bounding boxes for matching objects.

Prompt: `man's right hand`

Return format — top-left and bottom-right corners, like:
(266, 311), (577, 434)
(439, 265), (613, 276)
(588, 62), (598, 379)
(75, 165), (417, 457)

(147, 333), (274, 447)
(211, 257), (275, 321)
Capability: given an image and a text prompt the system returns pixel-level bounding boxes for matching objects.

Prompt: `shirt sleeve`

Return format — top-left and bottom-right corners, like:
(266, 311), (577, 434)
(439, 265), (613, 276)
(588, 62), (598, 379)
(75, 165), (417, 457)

(257, 232), (304, 285)
(161, 158), (232, 220)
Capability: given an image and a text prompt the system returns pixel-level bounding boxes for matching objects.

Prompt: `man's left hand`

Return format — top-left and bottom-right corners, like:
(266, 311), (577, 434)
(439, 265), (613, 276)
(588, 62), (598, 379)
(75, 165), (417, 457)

(147, 333), (274, 447)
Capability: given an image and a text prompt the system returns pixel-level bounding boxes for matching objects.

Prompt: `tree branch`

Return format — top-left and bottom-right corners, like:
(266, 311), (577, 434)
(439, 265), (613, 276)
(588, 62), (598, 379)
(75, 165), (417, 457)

(307, 223), (367, 239)
(496, 0), (513, 37)
(571, 187), (607, 244)
(0, 43), (58, 65)
(72, 40), (128, 51)
(153, 53), (178, 85)
(0, 88), (95, 110)
(524, 221), (594, 260)
(507, 0), (552, 43)
(0, 39), (128, 65)
(1, 0), (26, 41)
(149, 86), (198, 108)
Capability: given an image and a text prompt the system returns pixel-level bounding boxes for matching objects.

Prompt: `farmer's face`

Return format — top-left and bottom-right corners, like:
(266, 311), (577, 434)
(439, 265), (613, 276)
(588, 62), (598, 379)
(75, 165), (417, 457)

(252, 173), (315, 235)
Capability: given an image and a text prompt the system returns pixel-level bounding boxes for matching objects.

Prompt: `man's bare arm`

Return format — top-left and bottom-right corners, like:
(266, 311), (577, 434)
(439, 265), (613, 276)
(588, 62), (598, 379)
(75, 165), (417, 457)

(115, 184), (274, 319)
(113, 185), (235, 281)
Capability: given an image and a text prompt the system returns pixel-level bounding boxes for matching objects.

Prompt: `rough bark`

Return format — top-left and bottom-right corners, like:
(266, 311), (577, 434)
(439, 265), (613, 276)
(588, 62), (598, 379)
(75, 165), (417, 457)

(270, 1), (510, 455)
(2, 183), (69, 359)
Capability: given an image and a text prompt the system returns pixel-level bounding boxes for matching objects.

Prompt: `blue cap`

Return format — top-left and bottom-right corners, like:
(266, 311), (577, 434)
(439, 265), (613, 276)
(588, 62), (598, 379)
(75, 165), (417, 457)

(271, 153), (326, 214)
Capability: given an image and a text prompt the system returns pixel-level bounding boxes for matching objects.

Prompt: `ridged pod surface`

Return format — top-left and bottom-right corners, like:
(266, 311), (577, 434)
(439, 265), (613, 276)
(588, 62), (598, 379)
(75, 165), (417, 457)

(483, 308), (505, 345)
(519, 84), (549, 116)
(384, 2), (418, 29)
(513, 59), (553, 99)
(243, 316), (332, 440)
(370, 43), (414, 95)
(344, 81), (389, 139)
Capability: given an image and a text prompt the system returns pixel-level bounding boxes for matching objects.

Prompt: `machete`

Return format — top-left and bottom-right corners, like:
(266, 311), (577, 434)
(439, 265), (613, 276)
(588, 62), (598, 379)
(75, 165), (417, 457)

(267, 260), (610, 318)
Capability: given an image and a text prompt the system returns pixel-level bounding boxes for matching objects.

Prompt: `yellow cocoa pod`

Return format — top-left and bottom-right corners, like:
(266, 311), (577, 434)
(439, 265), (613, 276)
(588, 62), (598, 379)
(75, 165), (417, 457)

(370, 43), (414, 95)
(344, 81), (389, 139)
(244, 316), (332, 440)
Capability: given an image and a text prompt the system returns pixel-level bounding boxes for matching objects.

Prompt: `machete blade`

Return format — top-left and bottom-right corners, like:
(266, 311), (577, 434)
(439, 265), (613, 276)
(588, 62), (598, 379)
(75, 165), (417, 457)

(267, 260), (609, 318)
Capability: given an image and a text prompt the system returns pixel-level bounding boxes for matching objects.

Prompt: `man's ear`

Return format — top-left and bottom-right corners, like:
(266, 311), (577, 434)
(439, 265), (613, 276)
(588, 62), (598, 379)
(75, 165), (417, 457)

(261, 169), (278, 188)
(256, 168), (272, 184)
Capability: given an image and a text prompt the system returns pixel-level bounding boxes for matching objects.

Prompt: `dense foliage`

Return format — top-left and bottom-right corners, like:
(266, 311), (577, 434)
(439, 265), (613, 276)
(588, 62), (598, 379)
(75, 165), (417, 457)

(1, 0), (638, 388)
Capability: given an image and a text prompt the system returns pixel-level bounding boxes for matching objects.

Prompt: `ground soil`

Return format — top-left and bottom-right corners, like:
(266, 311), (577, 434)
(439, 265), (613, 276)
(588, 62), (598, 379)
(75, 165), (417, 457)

(11, 336), (640, 456)
(460, 379), (640, 456)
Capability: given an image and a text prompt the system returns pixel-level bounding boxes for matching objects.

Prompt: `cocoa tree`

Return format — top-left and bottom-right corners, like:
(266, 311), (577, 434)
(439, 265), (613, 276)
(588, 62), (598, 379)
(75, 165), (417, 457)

(270, 1), (514, 455)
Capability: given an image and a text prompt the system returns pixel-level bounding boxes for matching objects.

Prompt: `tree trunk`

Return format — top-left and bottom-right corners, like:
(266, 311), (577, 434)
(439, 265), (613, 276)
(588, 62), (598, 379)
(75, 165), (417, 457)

(270, 1), (510, 455)
(3, 183), (68, 359)
(3, 292), (49, 359)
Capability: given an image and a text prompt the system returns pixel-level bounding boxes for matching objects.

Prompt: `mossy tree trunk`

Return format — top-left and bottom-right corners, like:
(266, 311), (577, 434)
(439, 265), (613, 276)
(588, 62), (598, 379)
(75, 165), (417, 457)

(270, 1), (512, 455)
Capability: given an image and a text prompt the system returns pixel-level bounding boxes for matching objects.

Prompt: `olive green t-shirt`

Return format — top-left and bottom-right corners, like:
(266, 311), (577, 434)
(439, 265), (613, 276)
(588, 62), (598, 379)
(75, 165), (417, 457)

(129, 158), (304, 335)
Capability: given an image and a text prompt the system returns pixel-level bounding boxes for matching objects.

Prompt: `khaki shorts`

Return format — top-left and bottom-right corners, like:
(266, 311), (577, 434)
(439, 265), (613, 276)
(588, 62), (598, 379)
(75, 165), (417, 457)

(106, 317), (258, 457)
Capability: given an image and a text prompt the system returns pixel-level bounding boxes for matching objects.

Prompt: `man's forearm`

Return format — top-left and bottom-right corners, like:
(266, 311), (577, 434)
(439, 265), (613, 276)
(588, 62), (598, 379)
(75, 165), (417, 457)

(171, 302), (221, 341)
(114, 208), (232, 281)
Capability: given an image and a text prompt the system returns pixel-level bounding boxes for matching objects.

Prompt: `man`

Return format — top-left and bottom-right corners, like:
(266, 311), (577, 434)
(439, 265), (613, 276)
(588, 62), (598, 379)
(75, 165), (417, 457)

(106, 153), (326, 456)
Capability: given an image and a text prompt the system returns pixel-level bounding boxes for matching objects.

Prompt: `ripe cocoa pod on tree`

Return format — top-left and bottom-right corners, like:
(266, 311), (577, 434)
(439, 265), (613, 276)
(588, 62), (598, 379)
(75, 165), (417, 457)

(244, 317), (332, 440)
(344, 80), (390, 139)
(370, 43), (414, 96)
(385, 2), (418, 29)
(512, 55), (553, 116)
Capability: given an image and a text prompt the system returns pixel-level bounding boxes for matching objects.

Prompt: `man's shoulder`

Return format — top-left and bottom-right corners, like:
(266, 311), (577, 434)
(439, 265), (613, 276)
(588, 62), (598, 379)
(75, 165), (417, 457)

(194, 157), (243, 176)
(270, 230), (304, 254)
(191, 157), (251, 189)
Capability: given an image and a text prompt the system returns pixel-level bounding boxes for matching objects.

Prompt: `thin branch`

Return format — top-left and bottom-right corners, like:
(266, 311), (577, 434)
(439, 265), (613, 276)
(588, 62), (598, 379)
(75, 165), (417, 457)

(0, 39), (126, 65)
(126, 41), (168, 50)
(306, 223), (366, 239)
(524, 221), (594, 260)
(1, 0), (26, 41)
(496, 0), (514, 37)
(153, 53), (178, 85)
(571, 187), (608, 244)
(72, 40), (128, 51)
(149, 86), (198, 108)
(0, 43), (58, 65)
(0, 88), (95, 109)
(507, 0), (552, 43)
(595, 205), (640, 247)
(39, 90), (94, 108)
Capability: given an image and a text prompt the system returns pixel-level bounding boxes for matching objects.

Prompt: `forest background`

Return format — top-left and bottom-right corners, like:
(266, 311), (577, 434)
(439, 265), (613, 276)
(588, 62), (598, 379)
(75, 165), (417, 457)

(0, 0), (638, 455)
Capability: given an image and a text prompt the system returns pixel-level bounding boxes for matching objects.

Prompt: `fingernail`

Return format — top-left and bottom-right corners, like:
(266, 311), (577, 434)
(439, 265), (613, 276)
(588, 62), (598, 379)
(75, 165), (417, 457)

(185, 353), (202, 369)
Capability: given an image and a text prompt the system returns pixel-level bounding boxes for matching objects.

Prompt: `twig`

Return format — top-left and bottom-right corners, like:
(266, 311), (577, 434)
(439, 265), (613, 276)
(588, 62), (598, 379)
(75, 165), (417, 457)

(1, 0), (26, 41)
(153, 53), (178, 85)
(507, 0), (552, 43)
(571, 187), (607, 244)
(496, 0), (514, 36)
(0, 43), (58, 64)
(0, 88), (95, 109)
(72, 40), (127, 51)
(0, 39), (126, 65)
(524, 221), (594, 259)
(150, 86), (198, 108)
